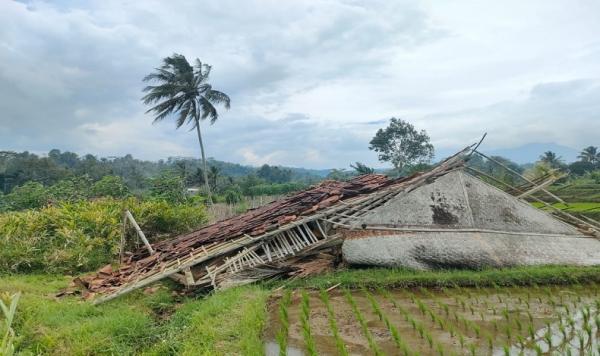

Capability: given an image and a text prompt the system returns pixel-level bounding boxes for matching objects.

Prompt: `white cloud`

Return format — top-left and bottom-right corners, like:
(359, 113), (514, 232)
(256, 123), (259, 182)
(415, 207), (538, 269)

(0, 0), (599, 168)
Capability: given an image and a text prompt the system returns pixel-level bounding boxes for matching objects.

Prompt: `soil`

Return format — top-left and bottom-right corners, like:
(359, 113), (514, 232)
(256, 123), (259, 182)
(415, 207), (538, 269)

(264, 284), (600, 355)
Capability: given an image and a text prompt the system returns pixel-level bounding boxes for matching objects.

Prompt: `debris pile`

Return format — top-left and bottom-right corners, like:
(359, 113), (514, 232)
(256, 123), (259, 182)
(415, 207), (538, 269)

(81, 174), (400, 298)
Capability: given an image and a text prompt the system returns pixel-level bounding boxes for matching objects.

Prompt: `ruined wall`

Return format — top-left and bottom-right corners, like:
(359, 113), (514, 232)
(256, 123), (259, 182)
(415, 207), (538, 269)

(342, 170), (598, 269)
(342, 231), (600, 269)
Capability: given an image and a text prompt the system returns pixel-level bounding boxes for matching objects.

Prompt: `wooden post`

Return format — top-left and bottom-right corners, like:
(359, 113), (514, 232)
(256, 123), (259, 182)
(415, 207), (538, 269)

(119, 210), (128, 264)
(125, 210), (154, 255)
(184, 268), (195, 286)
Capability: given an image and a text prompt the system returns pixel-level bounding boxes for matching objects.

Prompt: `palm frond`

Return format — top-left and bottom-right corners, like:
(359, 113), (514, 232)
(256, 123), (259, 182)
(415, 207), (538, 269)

(206, 90), (231, 109)
(199, 97), (218, 124)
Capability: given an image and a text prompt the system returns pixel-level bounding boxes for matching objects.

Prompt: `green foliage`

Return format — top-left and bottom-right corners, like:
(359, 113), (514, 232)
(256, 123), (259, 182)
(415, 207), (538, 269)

(1, 292), (20, 356)
(148, 172), (186, 204)
(0, 198), (207, 274)
(568, 161), (596, 175)
(578, 146), (600, 165)
(47, 176), (91, 202)
(91, 175), (129, 198)
(246, 182), (307, 196)
(257, 164), (293, 183)
(369, 117), (434, 170)
(539, 151), (564, 169)
(350, 162), (375, 175)
(1, 181), (48, 211)
(224, 186), (243, 204)
(326, 168), (353, 181)
(145, 286), (268, 355)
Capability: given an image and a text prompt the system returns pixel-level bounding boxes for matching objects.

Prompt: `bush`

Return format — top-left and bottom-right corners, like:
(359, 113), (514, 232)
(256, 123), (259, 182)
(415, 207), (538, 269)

(0, 198), (207, 274)
(1, 182), (48, 211)
(91, 175), (129, 198)
(47, 176), (91, 202)
(148, 173), (186, 204)
(224, 186), (243, 204)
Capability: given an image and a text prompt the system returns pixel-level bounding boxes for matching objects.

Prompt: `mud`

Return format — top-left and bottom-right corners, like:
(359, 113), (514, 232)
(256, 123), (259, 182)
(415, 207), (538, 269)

(265, 284), (600, 355)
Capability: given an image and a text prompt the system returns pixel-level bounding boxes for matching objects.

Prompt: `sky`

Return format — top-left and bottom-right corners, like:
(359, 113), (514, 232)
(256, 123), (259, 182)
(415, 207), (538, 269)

(1, 0), (599, 168)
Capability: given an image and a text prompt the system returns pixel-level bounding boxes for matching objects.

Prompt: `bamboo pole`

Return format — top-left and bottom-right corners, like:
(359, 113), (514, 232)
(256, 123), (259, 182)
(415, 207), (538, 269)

(125, 210), (154, 255)
(473, 150), (566, 204)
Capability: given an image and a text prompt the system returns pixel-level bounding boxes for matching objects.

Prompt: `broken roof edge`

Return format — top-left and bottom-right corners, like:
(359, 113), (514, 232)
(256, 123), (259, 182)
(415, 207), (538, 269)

(88, 145), (476, 303)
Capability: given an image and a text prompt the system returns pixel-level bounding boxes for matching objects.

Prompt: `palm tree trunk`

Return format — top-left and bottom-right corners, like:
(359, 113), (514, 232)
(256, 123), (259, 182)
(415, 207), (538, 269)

(195, 119), (213, 205)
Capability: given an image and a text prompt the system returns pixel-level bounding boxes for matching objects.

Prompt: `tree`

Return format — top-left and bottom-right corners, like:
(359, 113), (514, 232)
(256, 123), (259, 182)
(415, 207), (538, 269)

(350, 162), (375, 175)
(539, 151), (563, 168)
(578, 146), (599, 165)
(148, 172), (186, 204)
(142, 54), (230, 204)
(91, 175), (129, 198)
(208, 166), (220, 191)
(568, 161), (595, 176)
(369, 118), (434, 172)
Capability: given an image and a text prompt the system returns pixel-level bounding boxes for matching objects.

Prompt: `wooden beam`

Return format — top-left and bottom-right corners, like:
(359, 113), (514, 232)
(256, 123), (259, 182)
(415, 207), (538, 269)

(125, 210), (154, 255)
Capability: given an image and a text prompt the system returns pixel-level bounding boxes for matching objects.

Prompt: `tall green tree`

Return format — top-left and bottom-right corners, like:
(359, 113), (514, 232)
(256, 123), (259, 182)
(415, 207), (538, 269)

(578, 146), (599, 165)
(369, 118), (434, 172)
(539, 151), (563, 168)
(142, 54), (230, 204)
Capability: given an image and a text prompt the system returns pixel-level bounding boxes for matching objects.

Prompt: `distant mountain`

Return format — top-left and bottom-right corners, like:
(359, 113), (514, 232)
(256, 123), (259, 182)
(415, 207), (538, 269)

(485, 143), (579, 164)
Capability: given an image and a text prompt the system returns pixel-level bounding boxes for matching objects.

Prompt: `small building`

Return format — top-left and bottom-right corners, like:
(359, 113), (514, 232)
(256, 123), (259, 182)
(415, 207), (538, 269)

(86, 146), (600, 303)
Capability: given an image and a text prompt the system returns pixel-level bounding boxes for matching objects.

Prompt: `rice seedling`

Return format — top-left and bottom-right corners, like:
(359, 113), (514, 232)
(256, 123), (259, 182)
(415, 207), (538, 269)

(276, 290), (292, 356)
(300, 291), (317, 356)
(344, 290), (383, 355)
(363, 289), (411, 356)
(319, 290), (348, 356)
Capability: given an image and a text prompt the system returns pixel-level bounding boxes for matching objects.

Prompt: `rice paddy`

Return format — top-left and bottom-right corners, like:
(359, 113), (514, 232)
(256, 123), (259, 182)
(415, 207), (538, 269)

(265, 282), (600, 355)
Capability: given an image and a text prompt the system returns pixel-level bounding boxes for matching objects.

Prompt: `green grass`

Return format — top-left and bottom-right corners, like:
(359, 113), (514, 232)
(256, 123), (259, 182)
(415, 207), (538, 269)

(0, 274), (268, 355)
(531, 202), (600, 211)
(6, 265), (600, 354)
(282, 265), (600, 290)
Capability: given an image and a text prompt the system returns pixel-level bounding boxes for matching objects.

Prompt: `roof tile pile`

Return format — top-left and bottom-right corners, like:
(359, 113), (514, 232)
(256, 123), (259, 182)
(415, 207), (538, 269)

(84, 174), (396, 293)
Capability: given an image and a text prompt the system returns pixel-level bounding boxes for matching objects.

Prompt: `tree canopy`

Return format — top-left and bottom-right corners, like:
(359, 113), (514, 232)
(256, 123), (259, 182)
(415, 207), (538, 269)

(369, 118), (434, 171)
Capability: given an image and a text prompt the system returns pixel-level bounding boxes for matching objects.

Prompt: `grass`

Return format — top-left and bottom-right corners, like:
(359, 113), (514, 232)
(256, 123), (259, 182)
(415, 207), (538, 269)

(283, 265), (600, 290)
(6, 265), (600, 354)
(0, 274), (268, 355)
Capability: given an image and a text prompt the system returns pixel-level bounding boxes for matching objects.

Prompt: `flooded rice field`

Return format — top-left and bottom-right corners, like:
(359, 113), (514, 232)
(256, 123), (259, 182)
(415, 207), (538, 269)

(264, 283), (600, 355)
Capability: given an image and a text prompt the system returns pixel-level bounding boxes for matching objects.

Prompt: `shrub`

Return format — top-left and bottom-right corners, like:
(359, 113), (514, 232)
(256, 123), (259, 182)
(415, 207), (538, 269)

(91, 175), (129, 198)
(47, 176), (92, 203)
(148, 173), (186, 204)
(1, 182), (48, 211)
(224, 186), (243, 204)
(0, 198), (207, 274)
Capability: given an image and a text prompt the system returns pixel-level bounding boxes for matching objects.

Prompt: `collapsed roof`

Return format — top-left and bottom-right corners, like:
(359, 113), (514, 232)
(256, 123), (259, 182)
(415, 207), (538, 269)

(85, 146), (600, 304)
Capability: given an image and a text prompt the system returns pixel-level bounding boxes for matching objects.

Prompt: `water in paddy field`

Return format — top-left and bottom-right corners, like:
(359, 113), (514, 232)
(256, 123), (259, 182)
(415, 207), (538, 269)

(264, 284), (600, 355)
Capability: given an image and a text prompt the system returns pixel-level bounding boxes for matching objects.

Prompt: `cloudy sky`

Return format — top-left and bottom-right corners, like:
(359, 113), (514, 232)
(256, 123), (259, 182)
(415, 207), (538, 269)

(1, 0), (599, 168)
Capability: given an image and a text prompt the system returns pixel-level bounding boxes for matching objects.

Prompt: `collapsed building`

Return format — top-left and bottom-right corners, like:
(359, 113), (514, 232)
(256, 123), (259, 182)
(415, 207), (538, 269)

(85, 145), (600, 304)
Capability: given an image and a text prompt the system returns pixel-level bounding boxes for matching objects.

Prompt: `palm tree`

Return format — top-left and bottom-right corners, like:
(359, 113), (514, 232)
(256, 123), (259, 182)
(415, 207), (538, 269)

(578, 146), (599, 165)
(350, 162), (375, 175)
(539, 151), (563, 168)
(142, 54), (230, 204)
